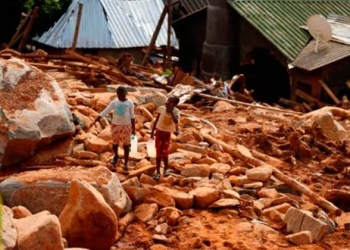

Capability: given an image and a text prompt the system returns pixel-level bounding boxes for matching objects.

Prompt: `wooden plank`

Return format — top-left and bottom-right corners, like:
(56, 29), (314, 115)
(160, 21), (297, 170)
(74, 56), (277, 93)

(197, 93), (302, 115)
(141, 0), (181, 66)
(72, 3), (84, 51)
(141, 6), (167, 65)
(18, 7), (39, 52)
(319, 80), (340, 104)
(65, 49), (139, 86)
(8, 9), (32, 48)
(166, 0), (172, 69)
(295, 89), (326, 107)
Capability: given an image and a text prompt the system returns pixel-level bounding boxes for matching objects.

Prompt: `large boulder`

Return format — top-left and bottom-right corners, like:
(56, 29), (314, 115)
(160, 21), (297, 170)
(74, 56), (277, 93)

(1, 206), (17, 250)
(59, 179), (117, 250)
(0, 58), (75, 167)
(15, 210), (64, 250)
(0, 166), (132, 217)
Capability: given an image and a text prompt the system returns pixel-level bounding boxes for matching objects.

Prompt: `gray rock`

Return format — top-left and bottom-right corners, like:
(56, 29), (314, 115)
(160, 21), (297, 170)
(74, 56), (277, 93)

(0, 58), (75, 167)
(0, 166), (131, 217)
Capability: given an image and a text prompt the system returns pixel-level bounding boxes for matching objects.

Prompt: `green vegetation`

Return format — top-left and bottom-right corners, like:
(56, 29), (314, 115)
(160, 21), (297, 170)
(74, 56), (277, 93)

(0, 0), (72, 44)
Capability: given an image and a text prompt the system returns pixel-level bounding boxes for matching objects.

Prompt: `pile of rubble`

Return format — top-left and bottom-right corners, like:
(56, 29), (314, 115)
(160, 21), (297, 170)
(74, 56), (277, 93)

(1, 54), (350, 249)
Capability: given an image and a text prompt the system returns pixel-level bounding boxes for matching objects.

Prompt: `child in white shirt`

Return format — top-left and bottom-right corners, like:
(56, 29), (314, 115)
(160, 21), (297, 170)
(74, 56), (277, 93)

(90, 86), (135, 170)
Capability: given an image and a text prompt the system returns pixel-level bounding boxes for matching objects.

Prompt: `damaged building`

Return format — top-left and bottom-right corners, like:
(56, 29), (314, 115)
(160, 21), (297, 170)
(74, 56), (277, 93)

(33, 0), (178, 62)
(173, 0), (350, 104)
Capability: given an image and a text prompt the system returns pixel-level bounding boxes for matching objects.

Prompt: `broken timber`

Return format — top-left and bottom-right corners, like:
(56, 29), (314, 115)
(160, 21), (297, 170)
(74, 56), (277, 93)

(319, 80), (340, 105)
(151, 81), (302, 115)
(71, 3), (83, 51)
(198, 93), (302, 115)
(141, 6), (167, 65)
(7, 9), (33, 49)
(65, 50), (138, 86)
(202, 132), (342, 216)
(18, 7), (39, 52)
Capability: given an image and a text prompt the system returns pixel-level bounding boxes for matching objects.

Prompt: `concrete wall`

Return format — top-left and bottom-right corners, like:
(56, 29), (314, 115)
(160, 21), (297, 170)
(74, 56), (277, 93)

(201, 0), (240, 80)
(173, 10), (207, 76)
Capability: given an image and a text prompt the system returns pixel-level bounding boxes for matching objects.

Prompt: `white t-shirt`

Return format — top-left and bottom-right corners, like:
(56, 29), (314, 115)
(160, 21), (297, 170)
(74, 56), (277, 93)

(156, 106), (179, 133)
(99, 99), (135, 125)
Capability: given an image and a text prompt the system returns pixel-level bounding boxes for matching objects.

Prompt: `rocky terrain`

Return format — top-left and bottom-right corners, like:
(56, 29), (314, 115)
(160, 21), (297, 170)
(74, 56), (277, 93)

(0, 56), (350, 250)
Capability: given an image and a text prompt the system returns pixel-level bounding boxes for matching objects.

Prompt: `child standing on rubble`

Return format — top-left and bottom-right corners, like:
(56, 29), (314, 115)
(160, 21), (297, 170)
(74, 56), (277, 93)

(90, 86), (135, 171)
(150, 96), (180, 180)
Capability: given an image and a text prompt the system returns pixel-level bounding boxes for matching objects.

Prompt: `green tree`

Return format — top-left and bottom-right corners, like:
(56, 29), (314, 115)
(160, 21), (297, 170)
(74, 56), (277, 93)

(0, 0), (72, 44)
(23, 0), (72, 37)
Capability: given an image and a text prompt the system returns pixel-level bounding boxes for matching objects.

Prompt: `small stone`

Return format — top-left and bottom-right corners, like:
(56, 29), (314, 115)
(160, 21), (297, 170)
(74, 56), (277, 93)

(246, 165), (273, 181)
(134, 203), (159, 222)
(154, 223), (171, 234)
(209, 198), (240, 209)
(139, 173), (158, 185)
(167, 211), (181, 226)
(12, 206), (32, 219)
(344, 222), (350, 230)
(243, 182), (263, 189)
(152, 234), (171, 244)
(286, 231), (313, 245)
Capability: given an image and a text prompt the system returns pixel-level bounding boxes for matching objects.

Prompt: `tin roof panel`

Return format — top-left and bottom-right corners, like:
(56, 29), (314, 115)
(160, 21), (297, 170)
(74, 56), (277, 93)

(228, 0), (350, 61)
(35, 0), (178, 49)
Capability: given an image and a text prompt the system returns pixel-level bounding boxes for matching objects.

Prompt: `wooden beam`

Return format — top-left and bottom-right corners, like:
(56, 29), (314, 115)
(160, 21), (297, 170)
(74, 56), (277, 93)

(295, 89), (325, 107)
(65, 49), (139, 86)
(18, 7), (39, 52)
(166, 0), (172, 69)
(148, 79), (302, 115)
(8, 9), (32, 48)
(141, 6), (167, 65)
(197, 93), (302, 115)
(28, 63), (65, 71)
(202, 133), (342, 216)
(319, 80), (340, 105)
(72, 3), (84, 51)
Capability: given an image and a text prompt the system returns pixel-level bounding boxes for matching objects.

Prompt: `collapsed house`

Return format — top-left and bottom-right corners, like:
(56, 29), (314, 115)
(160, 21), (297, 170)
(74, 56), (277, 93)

(33, 0), (178, 62)
(290, 14), (350, 104)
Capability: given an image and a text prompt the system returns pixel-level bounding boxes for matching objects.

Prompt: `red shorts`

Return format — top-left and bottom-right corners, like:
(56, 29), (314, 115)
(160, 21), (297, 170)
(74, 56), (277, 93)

(110, 124), (132, 145)
(155, 129), (171, 157)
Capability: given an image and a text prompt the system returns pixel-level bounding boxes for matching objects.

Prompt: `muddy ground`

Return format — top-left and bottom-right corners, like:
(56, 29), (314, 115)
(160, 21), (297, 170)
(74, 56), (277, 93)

(114, 104), (350, 250)
(1, 66), (350, 249)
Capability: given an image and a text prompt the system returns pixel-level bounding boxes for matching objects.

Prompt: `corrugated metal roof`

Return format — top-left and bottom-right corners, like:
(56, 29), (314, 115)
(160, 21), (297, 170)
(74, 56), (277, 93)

(161, 0), (207, 14)
(34, 0), (178, 49)
(228, 0), (350, 61)
(292, 40), (350, 71)
(35, 0), (114, 48)
(182, 0), (207, 15)
(327, 14), (350, 44)
(171, 0), (208, 23)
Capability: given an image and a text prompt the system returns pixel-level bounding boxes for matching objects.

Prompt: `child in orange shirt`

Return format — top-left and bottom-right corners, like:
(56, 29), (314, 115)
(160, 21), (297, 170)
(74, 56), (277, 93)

(151, 96), (180, 180)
